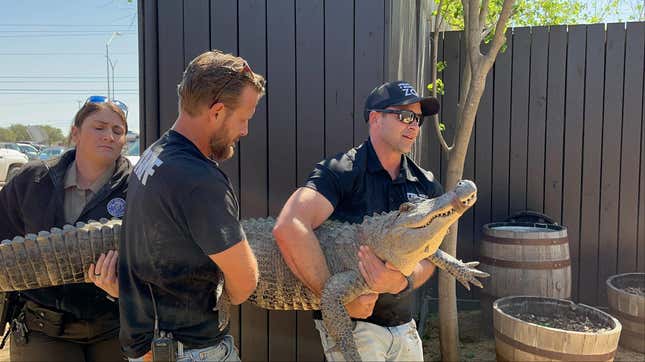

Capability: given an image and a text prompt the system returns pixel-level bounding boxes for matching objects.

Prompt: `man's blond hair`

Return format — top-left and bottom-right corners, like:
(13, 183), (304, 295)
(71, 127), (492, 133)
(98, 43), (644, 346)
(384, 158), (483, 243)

(177, 50), (265, 116)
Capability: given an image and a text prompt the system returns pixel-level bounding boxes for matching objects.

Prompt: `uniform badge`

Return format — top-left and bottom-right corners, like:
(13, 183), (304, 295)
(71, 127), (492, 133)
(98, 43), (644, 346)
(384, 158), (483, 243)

(107, 197), (126, 218)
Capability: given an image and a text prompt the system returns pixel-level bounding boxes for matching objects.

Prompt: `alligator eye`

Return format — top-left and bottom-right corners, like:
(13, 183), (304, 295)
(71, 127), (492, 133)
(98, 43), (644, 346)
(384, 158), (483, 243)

(399, 202), (415, 212)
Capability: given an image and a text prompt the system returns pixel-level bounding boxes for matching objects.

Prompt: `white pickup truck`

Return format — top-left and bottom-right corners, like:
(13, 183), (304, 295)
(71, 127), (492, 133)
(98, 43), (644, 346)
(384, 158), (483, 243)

(0, 148), (28, 185)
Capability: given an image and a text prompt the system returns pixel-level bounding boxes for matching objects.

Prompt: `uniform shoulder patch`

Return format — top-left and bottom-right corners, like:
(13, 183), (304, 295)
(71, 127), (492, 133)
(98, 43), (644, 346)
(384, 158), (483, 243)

(107, 197), (126, 217)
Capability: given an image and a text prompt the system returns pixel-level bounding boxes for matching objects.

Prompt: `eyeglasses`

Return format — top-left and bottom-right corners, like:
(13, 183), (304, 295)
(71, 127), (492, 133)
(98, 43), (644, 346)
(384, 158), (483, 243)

(85, 96), (129, 118)
(369, 108), (424, 127)
(209, 61), (256, 108)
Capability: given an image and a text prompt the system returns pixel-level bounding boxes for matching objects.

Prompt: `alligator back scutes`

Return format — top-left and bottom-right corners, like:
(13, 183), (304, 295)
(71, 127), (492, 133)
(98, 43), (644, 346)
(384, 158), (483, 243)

(0, 218), (121, 292)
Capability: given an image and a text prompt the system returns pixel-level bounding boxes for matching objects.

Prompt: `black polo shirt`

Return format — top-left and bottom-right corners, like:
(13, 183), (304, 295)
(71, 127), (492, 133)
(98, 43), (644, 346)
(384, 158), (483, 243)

(119, 130), (245, 358)
(305, 138), (442, 327)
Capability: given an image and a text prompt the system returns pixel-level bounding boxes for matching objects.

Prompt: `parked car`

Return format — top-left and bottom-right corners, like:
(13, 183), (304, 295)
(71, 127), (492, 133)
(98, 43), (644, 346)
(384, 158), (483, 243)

(0, 142), (22, 153)
(16, 141), (45, 152)
(125, 141), (140, 165)
(0, 148), (28, 184)
(38, 146), (66, 161)
(15, 143), (39, 160)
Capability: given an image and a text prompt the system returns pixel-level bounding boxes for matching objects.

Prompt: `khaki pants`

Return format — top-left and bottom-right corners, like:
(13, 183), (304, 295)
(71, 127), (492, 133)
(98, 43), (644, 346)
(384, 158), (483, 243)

(314, 319), (424, 362)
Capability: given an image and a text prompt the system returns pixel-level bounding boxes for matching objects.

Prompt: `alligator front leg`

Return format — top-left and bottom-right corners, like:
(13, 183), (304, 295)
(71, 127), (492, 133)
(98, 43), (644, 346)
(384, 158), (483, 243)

(321, 270), (369, 362)
(427, 249), (489, 290)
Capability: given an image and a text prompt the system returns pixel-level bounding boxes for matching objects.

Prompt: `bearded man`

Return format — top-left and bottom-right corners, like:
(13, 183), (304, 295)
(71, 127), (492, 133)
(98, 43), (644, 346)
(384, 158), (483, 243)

(119, 50), (265, 361)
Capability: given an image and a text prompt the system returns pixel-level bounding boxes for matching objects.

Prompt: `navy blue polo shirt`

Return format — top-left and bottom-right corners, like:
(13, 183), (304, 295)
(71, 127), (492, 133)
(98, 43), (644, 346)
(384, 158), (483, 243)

(305, 138), (443, 326)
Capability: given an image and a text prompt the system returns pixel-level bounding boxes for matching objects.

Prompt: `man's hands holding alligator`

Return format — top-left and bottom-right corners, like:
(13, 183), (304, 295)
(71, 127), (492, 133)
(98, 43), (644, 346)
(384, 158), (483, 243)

(358, 245), (408, 294)
(344, 245), (409, 320)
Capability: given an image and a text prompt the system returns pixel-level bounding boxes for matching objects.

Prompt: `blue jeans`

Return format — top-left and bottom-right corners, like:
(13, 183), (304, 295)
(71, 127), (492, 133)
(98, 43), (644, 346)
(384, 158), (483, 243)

(129, 335), (240, 362)
(314, 319), (423, 361)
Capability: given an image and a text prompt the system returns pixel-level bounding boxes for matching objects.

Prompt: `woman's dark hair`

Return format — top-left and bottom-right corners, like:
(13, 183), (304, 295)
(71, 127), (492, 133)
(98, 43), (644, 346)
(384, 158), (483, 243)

(68, 102), (128, 144)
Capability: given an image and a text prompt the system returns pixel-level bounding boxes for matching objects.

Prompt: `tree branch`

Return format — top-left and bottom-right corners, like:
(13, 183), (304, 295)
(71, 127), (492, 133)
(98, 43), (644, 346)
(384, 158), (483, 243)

(433, 114), (453, 152)
(431, 0), (453, 152)
(481, 0), (514, 70)
(479, 0), (491, 28)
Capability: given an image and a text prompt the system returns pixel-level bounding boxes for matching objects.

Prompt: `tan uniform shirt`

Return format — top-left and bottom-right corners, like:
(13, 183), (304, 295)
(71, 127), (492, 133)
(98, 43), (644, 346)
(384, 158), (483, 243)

(63, 161), (115, 224)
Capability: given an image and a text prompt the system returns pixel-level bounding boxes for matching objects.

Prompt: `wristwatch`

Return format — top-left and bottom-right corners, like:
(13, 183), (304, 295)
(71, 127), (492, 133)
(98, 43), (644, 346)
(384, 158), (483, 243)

(395, 274), (415, 298)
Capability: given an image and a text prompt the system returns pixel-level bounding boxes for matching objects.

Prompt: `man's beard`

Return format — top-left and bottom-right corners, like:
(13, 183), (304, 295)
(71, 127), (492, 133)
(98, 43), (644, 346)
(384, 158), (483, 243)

(209, 132), (236, 161)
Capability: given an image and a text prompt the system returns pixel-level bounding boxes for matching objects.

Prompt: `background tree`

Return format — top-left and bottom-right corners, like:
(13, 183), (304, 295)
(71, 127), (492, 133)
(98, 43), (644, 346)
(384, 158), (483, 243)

(0, 128), (16, 142)
(427, 0), (632, 360)
(8, 124), (30, 142)
(39, 125), (66, 145)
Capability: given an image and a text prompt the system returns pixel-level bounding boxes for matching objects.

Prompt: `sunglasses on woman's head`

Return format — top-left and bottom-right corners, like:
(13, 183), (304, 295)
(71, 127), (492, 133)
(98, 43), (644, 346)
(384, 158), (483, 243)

(85, 96), (129, 118)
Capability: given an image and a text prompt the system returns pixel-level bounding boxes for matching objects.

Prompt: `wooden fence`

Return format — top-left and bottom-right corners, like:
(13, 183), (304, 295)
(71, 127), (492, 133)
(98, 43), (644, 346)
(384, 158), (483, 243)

(417, 23), (645, 308)
(139, 0), (644, 358)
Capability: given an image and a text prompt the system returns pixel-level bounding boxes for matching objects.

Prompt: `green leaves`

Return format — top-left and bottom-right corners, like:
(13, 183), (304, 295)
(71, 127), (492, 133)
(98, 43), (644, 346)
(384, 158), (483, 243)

(432, 0), (631, 29)
(427, 78), (445, 96)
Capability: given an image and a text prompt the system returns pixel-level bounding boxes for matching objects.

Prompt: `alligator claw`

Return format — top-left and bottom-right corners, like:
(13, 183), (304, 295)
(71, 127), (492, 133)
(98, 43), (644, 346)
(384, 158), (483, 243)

(455, 260), (489, 290)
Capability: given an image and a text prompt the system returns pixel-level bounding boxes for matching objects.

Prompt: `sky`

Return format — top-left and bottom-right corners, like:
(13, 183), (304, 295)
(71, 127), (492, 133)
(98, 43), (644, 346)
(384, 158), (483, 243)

(0, 0), (139, 134)
(0, 0), (641, 137)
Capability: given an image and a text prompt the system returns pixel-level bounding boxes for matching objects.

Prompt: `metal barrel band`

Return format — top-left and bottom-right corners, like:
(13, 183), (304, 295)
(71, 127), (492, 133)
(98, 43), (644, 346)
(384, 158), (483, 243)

(479, 256), (571, 270)
(482, 236), (569, 245)
(494, 329), (617, 362)
(608, 307), (645, 324)
(619, 328), (645, 341)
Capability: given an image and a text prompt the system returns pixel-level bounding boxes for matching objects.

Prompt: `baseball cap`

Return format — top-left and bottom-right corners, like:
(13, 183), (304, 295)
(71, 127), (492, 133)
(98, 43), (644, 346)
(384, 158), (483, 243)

(364, 81), (440, 121)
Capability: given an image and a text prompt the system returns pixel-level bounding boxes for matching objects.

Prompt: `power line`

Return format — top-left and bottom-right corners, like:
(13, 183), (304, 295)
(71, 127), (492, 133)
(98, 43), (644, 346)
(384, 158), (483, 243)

(0, 75), (137, 79)
(0, 30), (133, 33)
(0, 33), (136, 39)
(0, 80), (138, 84)
(0, 91), (138, 95)
(0, 52), (135, 56)
(0, 24), (135, 27)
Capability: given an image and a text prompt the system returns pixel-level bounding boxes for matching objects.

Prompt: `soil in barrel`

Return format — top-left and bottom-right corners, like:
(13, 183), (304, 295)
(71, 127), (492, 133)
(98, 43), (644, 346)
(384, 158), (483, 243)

(508, 309), (610, 332)
(622, 286), (645, 296)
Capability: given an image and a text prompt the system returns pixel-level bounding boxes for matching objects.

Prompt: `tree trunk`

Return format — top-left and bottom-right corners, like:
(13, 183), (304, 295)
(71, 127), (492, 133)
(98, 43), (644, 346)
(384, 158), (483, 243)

(438, 70), (487, 362)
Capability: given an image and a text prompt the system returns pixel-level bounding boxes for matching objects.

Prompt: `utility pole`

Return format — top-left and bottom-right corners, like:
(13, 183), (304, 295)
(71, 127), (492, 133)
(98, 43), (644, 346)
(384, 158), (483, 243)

(105, 31), (121, 100)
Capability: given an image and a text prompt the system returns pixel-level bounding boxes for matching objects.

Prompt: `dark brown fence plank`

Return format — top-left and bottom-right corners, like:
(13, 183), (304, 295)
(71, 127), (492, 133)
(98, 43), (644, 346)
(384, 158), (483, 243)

(210, 0), (240, 194)
(183, 0), (210, 66)
(544, 25), (566, 222)
(526, 26), (548, 213)
(640, 72), (645, 274)
(296, 0), (325, 184)
(210, 0), (238, 54)
(353, 0), (385, 145)
(238, 1), (269, 360)
(420, 33), (444, 178)
(267, 1), (298, 360)
(440, 31), (461, 183)
(474, 64), (493, 246)
(295, 2), (326, 358)
(509, 27), (531, 214)
(209, 1), (241, 342)
(469, 60), (493, 296)
(491, 28), (512, 223)
(597, 22), (625, 305)
(324, 0), (354, 156)
(458, 31), (475, 300)
(579, 23), (605, 306)
(562, 25), (586, 302)
(640, 35), (645, 274)
(618, 22), (644, 274)
(139, 0), (159, 147)
(157, 0), (184, 134)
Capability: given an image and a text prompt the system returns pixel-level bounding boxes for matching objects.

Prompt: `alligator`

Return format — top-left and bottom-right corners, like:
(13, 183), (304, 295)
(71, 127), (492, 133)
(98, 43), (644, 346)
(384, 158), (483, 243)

(0, 180), (486, 361)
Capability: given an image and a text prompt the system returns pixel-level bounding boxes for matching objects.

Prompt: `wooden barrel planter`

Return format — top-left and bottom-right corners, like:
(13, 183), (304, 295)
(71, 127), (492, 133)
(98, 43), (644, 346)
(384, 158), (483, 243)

(606, 273), (645, 353)
(494, 296), (622, 362)
(479, 222), (571, 334)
